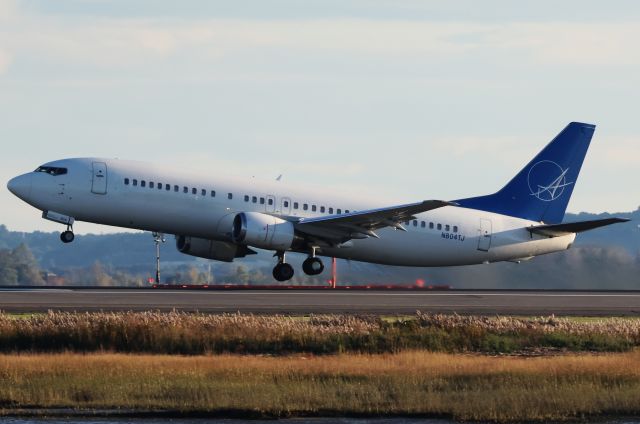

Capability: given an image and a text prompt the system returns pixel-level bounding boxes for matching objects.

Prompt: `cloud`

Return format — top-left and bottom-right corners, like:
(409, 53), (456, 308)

(4, 12), (639, 73)
(0, 49), (11, 74)
(594, 136), (640, 167)
(0, 0), (17, 22)
(491, 23), (640, 66)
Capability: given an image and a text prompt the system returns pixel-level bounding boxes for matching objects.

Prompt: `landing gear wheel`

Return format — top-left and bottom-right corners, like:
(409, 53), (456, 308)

(273, 263), (294, 282)
(60, 230), (75, 243)
(302, 257), (324, 275)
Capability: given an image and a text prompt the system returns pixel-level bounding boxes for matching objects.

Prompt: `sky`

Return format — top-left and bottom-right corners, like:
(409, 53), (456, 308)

(1, 0), (639, 234)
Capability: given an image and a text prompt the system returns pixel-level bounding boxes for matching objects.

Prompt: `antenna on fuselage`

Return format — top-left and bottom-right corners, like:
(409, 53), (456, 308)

(276, 174), (282, 181)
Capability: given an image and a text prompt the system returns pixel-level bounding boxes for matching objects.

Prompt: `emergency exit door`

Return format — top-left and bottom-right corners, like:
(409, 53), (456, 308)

(477, 218), (492, 251)
(91, 162), (107, 194)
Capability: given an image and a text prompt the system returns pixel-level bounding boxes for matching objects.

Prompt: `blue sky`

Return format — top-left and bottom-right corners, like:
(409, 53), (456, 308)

(1, 0), (639, 234)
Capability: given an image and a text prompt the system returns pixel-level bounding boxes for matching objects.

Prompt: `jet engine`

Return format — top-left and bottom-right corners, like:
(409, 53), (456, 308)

(176, 235), (254, 262)
(232, 212), (296, 250)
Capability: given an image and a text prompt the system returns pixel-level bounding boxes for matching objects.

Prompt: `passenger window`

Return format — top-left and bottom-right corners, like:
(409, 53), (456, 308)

(260, 197), (265, 204)
(345, 210), (349, 214)
(183, 187), (188, 193)
(405, 221), (410, 225)
(149, 182), (154, 189)
(158, 183), (163, 190)
(228, 193), (233, 200)
(202, 189), (206, 196)
(312, 205), (317, 212)
(337, 209), (342, 214)
(413, 220), (418, 227)
(141, 180), (146, 188)
(192, 188), (197, 195)
(174, 185), (179, 192)
(445, 224), (450, 231)
(320, 206), (325, 213)
(437, 223), (442, 230)
(133, 179), (138, 186)
(429, 222), (434, 229)
(329, 207), (334, 214)
(268, 198), (273, 205)
(244, 195), (249, 202)
(211, 190), (216, 197)
(421, 221), (425, 228)
(124, 178), (130, 185)
(166, 184), (170, 191)
(284, 200), (289, 207)
(252, 196), (257, 203)
(453, 225), (458, 233)
(293, 202), (299, 209)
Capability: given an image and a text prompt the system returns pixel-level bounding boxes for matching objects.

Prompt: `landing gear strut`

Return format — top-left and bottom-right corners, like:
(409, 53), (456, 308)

(60, 225), (74, 243)
(272, 251), (294, 282)
(152, 232), (166, 284)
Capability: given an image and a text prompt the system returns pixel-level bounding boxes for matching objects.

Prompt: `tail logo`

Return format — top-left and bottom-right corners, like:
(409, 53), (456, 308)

(527, 160), (573, 202)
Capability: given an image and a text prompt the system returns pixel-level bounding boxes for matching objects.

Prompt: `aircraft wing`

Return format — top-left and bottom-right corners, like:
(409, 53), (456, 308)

(293, 200), (454, 243)
(528, 217), (630, 237)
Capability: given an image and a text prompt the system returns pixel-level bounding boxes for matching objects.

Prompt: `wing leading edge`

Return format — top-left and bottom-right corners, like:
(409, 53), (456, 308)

(293, 200), (455, 243)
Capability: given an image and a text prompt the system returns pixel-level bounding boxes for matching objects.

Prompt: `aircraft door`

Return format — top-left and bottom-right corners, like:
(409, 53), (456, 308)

(266, 195), (276, 213)
(91, 162), (108, 195)
(281, 197), (292, 215)
(477, 218), (492, 251)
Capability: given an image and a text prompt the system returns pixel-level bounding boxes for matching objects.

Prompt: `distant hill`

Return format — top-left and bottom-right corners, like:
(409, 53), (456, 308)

(0, 207), (637, 288)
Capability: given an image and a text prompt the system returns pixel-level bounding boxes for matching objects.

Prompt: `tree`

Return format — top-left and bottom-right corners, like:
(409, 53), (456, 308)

(12, 244), (44, 284)
(0, 244), (45, 285)
(0, 250), (18, 284)
(86, 261), (114, 286)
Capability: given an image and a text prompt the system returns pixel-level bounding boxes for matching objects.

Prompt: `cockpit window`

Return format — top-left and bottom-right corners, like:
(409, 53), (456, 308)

(35, 166), (67, 176)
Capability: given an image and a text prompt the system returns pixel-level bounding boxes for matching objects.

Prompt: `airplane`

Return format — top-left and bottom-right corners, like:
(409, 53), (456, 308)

(6, 122), (630, 282)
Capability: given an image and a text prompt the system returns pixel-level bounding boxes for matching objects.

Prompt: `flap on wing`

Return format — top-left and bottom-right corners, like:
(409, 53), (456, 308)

(295, 199), (454, 242)
(528, 217), (630, 237)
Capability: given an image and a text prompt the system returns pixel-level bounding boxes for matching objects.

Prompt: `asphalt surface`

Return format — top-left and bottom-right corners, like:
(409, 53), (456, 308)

(1, 288), (640, 315)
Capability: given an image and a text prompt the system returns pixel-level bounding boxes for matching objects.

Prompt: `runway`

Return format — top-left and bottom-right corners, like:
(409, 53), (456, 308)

(1, 288), (640, 315)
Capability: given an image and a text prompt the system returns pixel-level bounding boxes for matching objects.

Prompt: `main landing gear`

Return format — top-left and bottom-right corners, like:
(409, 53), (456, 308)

(60, 225), (75, 243)
(302, 257), (324, 276)
(273, 252), (295, 282)
(302, 247), (324, 276)
(271, 249), (325, 282)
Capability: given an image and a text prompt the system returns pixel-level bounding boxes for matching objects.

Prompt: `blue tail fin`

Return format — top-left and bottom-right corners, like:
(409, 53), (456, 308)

(455, 122), (595, 224)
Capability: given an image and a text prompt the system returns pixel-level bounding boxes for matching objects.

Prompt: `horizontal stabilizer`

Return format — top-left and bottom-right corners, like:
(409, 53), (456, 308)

(528, 217), (630, 237)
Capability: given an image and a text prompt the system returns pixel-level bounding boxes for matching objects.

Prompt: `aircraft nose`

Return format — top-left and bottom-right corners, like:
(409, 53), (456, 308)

(7, 173), (32, 200)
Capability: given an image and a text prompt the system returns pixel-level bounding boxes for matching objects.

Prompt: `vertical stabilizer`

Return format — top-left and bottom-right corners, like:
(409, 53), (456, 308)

(455, 122), (595, 223)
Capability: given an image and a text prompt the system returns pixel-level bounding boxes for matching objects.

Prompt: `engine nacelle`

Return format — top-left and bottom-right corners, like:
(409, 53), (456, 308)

(232, 212), (295, 250)
(176, 236), (252, 262)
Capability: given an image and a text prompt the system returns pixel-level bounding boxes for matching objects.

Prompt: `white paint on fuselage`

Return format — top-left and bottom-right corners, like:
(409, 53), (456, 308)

(16, 157), (575, 267)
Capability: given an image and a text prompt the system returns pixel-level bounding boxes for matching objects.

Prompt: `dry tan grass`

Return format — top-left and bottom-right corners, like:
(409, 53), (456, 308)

(1, 311), (639, 354)
(1, 351), (640, 421)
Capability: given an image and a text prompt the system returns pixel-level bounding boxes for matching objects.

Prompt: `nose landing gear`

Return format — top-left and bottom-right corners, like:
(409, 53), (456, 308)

(60, 225), (75, 243)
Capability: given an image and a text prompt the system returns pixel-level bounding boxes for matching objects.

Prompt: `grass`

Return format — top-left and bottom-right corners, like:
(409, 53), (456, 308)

(1, 311), (640, 354)
(1, 351), (640, 421)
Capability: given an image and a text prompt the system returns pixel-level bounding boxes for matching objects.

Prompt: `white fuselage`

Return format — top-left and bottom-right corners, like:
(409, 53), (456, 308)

(10, 158), (575, 267)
